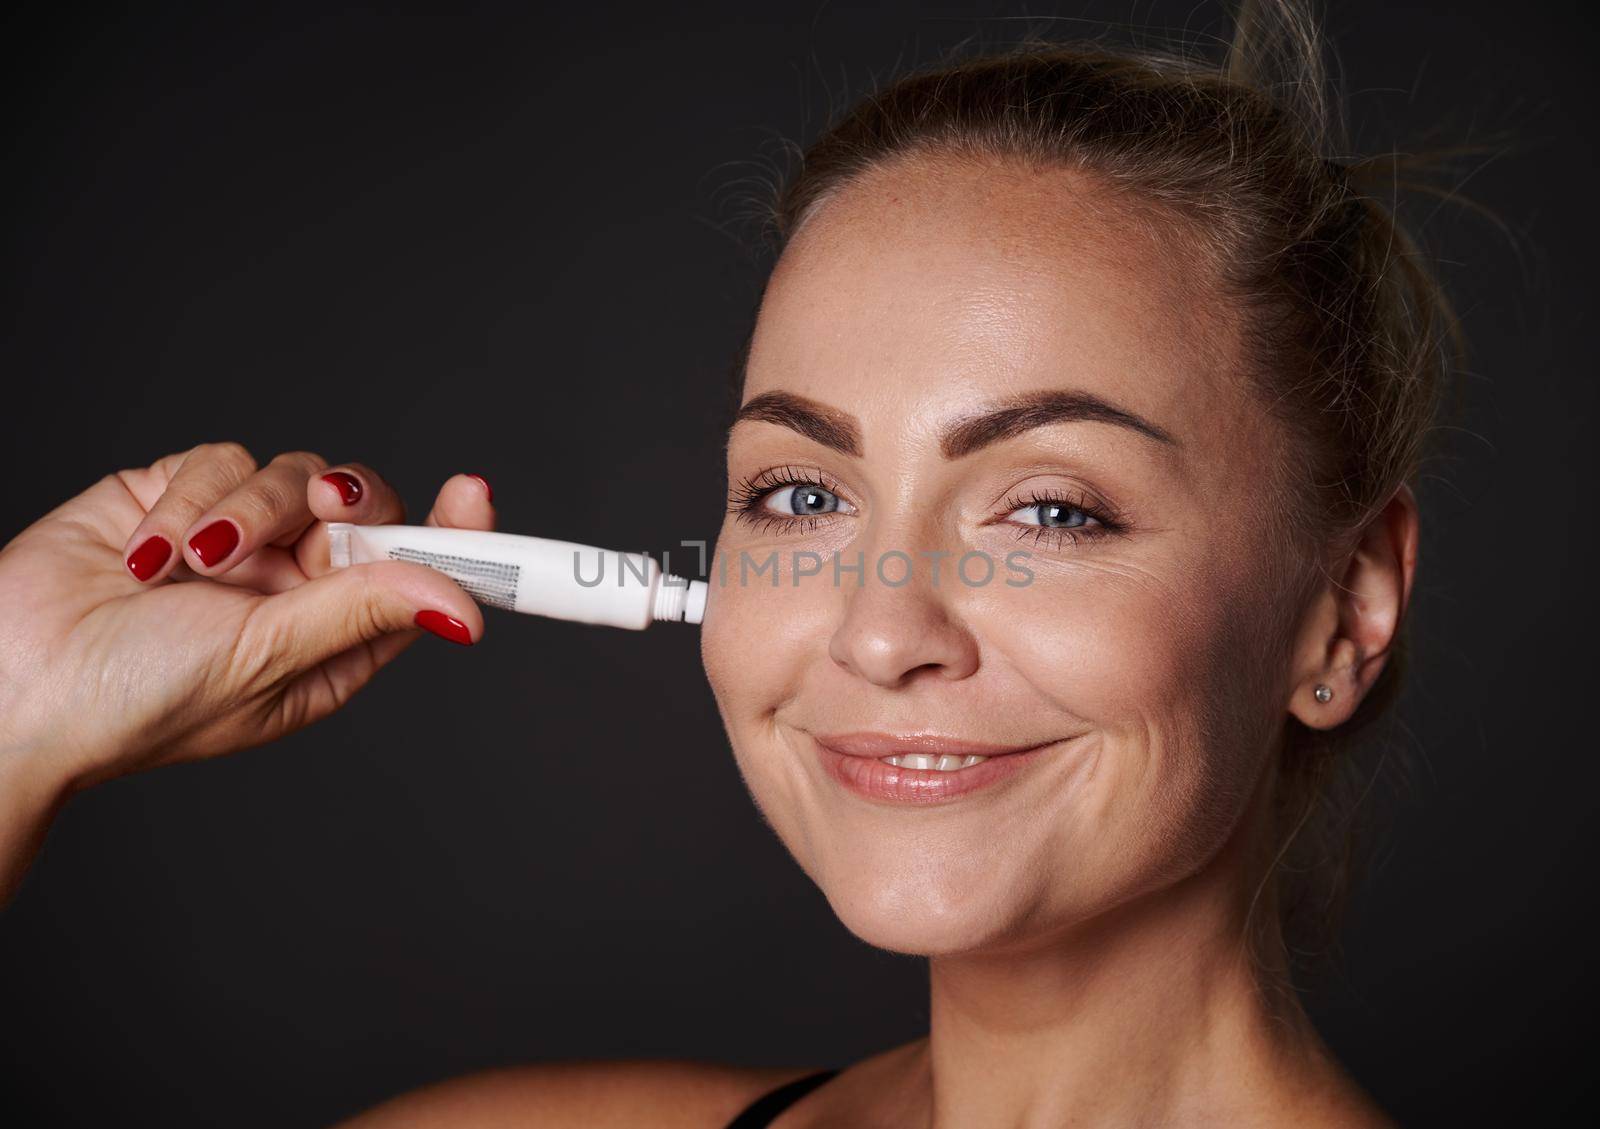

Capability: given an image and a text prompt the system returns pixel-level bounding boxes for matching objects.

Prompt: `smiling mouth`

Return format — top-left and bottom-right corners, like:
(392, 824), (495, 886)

(808, 730), (1071, 805)
(812, 732), (1060, 771)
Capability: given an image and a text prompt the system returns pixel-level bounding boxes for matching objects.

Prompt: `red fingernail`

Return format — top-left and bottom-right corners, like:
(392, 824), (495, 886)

(188, 520), (240, 567)
(415, 610), (474, 645)
(321, 471), (364, 506)
(468, 474), (494, 503)
(126, 535), (172, 582)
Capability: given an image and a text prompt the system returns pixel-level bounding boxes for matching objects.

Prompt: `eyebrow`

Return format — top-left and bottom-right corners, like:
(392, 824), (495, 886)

(733, 391), (862, 456)
(732, 388), (1178, 459)
(939, 389), (1179, 458)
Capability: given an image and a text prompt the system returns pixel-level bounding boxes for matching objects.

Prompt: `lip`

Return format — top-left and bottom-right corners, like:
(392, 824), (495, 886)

(811, 731), (1068, 805)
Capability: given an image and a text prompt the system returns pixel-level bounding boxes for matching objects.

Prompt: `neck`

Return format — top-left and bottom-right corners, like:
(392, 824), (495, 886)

(917, 803), (1336, 1128)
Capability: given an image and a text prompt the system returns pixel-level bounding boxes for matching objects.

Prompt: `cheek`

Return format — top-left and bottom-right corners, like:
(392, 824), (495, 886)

(699, 534), (848, 797)
(700, 538), (838, 722)
(699, 537), (847, 877)
(971, 556), (1279, 889)
(972, 558), (1225, 729)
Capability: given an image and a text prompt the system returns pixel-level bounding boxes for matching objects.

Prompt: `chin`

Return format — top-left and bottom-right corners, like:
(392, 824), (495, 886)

(814, 861), (1029, 957)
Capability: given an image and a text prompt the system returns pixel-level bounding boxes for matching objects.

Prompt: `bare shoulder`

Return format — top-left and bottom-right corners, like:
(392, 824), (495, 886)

(1286, 1098), (1399, 1129)
(772, 1038), (928, 1128)
(334, 1059), (828, 1129)
(1277, 1058), (1400, 1129)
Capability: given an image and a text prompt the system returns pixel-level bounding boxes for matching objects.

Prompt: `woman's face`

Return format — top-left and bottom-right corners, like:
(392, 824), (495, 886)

(701, 156), (1304, 957)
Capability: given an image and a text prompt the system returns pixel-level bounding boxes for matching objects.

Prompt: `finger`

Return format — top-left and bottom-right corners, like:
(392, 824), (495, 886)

(191, 543), (308, 595)
(309, 462), (409, 527)
(271, 627), (404, 733)
(115, 446), (214, 512)
(178, 451), (328, 577)
(356, 472), (498, 672)
(425, 472), (496, 530)
(121, 442), (259, 584)
(240, 559), (484, 686)
(295, 463), (409, 579)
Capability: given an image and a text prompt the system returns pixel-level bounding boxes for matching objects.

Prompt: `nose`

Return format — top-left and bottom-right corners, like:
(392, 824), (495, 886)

(826, 551), (981, 687)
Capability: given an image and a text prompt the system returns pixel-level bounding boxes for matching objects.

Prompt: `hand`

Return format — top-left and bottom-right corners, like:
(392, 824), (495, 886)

(0, 443), (495, 899)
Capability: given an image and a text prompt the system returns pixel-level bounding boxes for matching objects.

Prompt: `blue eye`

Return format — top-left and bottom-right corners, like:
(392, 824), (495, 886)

(765, 484), (849, 516)
(728, 466), (858, 530)
(1007, 500), (1092, 529)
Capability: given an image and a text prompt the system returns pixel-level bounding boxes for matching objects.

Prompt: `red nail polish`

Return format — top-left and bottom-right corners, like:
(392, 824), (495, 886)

(468, 474), (494, 503)
(321, 471), (364, 506)
(415, 610), (474, 645)
(188, 520), (240, 567)
(126, 535), (172, 582)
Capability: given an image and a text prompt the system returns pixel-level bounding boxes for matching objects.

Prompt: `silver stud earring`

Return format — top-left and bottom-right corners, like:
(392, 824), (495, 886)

(1314, 684), (1333, 704)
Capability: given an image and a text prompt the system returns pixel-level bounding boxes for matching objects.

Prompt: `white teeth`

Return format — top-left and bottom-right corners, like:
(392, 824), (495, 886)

(880, 753), (989, 771)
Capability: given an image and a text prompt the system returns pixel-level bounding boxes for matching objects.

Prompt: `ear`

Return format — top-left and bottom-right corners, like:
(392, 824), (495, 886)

(1287, 483), (1420, 729)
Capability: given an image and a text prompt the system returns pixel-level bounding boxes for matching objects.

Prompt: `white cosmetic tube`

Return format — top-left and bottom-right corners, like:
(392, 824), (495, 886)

(326, 523), (707, 629)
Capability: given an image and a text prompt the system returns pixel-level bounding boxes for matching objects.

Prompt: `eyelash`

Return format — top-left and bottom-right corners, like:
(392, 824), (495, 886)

(727, 465), (847, 536)
(728, 466), (1127, 548)
(995, 487), (1127, 550)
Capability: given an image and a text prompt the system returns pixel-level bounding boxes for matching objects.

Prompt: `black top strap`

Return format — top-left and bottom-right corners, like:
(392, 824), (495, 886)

(724, 1068), (839, 1129)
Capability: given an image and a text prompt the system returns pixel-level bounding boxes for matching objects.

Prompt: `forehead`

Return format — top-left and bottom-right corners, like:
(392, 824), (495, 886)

(746, 154), (1246, 442)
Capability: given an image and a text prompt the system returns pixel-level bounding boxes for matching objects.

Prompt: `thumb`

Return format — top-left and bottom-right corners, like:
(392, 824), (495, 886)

(247, 560), (484, 675)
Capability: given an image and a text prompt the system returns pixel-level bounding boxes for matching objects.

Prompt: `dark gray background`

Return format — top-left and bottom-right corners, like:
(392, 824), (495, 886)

(2, 1), (1591, 1124)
